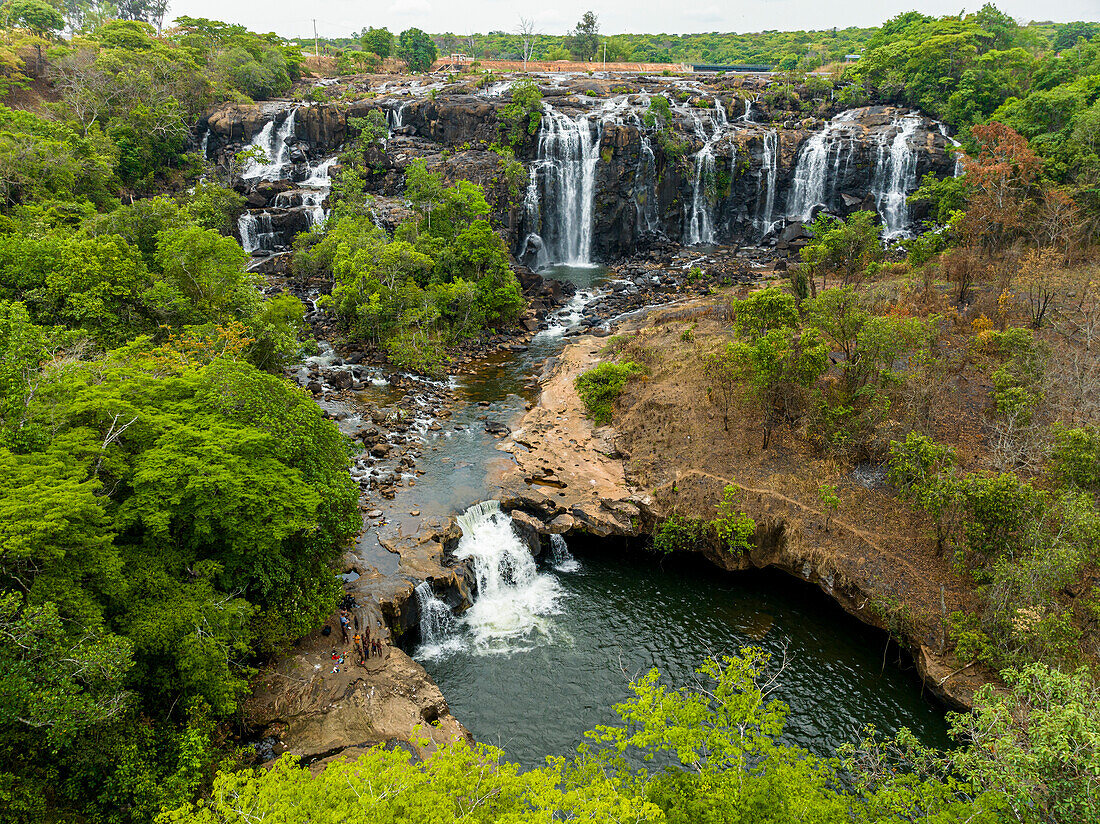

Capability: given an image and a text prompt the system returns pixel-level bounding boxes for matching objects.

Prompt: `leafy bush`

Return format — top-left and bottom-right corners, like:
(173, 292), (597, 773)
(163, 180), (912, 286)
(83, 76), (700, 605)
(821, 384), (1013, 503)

(498, 81), (542, 149)
(653, 513), (704, 553)
(799, 211), (884, 287)
(1049, 424), (1100, 490)
(710, 484), (757, 553)
(574, 360), (642, 425)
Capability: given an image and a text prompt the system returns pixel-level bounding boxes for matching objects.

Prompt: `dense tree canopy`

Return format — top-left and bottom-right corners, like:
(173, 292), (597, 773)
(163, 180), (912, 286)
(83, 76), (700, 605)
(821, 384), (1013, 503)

(397, 27), (437, 72)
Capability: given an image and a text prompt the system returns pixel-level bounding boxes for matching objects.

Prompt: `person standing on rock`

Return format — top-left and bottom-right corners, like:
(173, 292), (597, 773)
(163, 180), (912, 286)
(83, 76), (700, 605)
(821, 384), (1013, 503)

(339, 610), (351, 645)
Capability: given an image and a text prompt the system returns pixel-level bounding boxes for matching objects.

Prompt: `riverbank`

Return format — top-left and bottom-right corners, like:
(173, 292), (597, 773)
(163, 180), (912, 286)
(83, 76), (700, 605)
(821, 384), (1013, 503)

(496, 292), (992, 710)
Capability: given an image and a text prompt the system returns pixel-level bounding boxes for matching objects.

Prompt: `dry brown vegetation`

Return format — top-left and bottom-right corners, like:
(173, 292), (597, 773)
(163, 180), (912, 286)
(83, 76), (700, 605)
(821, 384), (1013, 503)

(598, 253), (1100, 693)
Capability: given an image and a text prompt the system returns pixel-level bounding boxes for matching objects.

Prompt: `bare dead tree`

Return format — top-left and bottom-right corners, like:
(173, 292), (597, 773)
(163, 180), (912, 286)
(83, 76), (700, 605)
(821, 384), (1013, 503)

(515, 17), (537, 71)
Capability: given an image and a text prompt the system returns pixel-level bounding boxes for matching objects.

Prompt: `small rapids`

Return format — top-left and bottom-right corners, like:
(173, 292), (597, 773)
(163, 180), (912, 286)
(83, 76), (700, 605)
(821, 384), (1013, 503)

(414, 502), (578, 660)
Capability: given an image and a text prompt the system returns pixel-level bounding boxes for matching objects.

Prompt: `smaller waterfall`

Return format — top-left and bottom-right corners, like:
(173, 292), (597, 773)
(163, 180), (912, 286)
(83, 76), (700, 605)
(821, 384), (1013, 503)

(754, 130), (780, 237)
(633, 111), (660, 235)
(787, 111), (857, 221)
(198, 130), (209, 160)
(242, 109), (298, 181)
(872, 115), (921, 238)
(414, 581), (460, 657)
(741, 95), (757, 123)
(238, 212), (277, 254)
(548, 534), (579, 572)
(682, 100), (731, 247)
(388, 101), (410, 133)
(685, 145), (716, 246)
(452, 501), (562, 654)
(301, 157), (337, 226)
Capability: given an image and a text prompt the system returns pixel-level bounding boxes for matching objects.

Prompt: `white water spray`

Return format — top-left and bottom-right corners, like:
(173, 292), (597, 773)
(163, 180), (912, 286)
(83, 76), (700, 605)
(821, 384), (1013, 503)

(872, 115), (921, 238)
(449, 501), (563, 655)
(548, 534), (579, 572)
(534, 105), (602, 266)
(242, 109), (298, 181)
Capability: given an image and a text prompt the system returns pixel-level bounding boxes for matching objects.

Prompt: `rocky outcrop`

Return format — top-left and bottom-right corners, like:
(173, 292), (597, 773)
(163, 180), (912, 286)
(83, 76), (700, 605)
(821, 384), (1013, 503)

(349, 96), (502, 145)
(244, 629), (470, 766)
(201, 81), (957, 264)
(495, 315), (987, 712)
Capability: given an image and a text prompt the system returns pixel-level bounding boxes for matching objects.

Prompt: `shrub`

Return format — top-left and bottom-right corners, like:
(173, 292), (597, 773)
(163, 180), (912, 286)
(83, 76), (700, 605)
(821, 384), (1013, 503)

(574, 361), (642, 425)
(498, 81), (542, 150)
(800, 211), (884, 288)
(710, 484), (756, 553)
(1049, 425), (1100, 490)
(653, 513), (703, 553)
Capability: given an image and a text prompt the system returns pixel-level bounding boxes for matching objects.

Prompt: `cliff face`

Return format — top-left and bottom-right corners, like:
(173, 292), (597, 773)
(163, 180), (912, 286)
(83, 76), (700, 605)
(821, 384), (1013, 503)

(202, 82), (957, 261)
(587, 105), (955, 259)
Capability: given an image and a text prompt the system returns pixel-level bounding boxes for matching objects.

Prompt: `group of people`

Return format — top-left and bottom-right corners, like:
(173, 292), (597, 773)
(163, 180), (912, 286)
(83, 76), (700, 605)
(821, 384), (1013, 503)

(339, 607), (385, 666)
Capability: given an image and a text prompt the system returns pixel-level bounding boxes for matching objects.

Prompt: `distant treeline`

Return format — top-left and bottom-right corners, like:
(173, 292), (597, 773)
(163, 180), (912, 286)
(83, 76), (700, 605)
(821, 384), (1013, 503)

(307, 18), (1090, 72)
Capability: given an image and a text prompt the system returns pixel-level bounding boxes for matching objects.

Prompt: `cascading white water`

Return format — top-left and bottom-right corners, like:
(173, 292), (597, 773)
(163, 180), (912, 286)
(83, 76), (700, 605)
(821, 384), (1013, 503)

(685, 145), (716, 246)
(300, 157), (337, 226)
(388, 101), (410, 133)
(415, 581), (461, 657)
(872, 115), (921, 238)
(449, 501), (562, 654)
(787, 110), (857, 221)
(742, 95), (757, 123)
(632, 110), (660, 235)
(682, 99), (730, 246)
(238, 212), (277, 254)
(548, 534), (579, 572)
(938, 123), (965, 178)
(242, 109), (298, 181)
(198, 130), (209, 161)
(754, 130), (780, 237)
(534, 105), (601, 266)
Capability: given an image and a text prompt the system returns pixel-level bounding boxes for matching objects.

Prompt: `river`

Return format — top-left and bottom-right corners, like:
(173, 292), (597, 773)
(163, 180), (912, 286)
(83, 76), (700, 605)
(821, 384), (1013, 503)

(350, 264), (951, 767)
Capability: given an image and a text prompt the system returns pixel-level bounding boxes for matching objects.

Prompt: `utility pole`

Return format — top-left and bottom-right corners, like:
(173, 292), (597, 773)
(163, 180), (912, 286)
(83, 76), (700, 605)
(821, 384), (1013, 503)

(313, 19), (319, 57)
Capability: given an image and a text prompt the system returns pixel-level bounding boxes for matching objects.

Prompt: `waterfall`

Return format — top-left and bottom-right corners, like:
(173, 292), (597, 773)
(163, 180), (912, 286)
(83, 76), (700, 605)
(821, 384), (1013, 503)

(548, 534), (579, 572)
(388, 101), (410, 133)
(789, 130), (828, 220)
(198, 129), (209, 160)
(787, 111), (857, 222)
(872, 115), (921, 238)
(633, 110), (660, 235)
(939, 123), (965, 178)
(301, 157), (337, 226)
(754, 130), (780, 237)
(242, 109), (298, 181)
(238, 212), (277, 254)
(534, 104), (601, 266)
(450, 501), (562, 654)
(414, 581), (459, 656)
(685, 145), (716, 246)
(741, 95), (757, 123)
(682, 99), (730, 247)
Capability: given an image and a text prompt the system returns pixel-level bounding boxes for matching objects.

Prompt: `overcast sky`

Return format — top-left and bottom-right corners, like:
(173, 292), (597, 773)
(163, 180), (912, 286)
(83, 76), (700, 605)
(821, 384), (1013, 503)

(167, 1), (1099, 40)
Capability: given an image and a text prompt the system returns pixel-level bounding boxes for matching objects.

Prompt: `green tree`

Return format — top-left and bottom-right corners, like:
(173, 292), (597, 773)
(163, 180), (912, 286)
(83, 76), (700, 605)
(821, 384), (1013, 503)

(565, 11), (600, 61)
(799, 211), (884, 290)
(361, 26), (393, 58)
(498, 81), (542, 150)
(574, 361), (642, 425)
(397, 28), (437, 73)
(731, 326), (830, 449)
(8, 0), (64, 73)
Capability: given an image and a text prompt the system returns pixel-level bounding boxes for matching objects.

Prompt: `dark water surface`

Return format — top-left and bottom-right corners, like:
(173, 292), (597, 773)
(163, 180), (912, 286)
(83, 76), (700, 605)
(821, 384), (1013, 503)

(418, 542), (950, 768)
